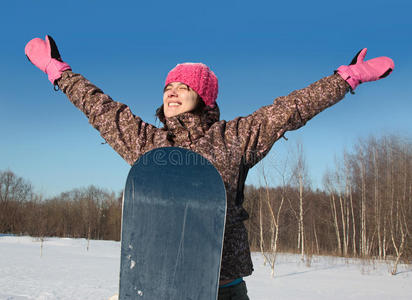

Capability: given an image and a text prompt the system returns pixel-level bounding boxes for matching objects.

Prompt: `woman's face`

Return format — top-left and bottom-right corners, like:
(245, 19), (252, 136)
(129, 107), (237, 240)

(163, 82), (200, 118)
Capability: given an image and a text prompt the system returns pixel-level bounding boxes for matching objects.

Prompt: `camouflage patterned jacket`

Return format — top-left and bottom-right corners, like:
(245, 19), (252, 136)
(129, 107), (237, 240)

(57, 71), (349, 280)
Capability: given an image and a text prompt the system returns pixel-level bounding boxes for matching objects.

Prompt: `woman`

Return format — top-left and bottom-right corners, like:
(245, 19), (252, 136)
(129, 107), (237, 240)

(25, 35), (394, 300)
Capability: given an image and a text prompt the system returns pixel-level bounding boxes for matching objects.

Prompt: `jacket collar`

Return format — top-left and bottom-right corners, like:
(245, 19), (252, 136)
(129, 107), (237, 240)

(164, 104), (220, 141)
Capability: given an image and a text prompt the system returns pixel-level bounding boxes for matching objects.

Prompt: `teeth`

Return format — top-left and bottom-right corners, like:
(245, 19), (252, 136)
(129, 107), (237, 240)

(169, 103), (181, 107)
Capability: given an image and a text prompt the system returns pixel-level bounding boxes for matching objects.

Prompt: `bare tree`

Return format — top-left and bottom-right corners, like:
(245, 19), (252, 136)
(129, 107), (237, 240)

(355, 144), (369, 257)
(389, 138), (410, 274)
(0, 170), (33, 233)
(289, 142), (310, 261)
(323, 170), (342, 256)
(257, 159), (287, 277)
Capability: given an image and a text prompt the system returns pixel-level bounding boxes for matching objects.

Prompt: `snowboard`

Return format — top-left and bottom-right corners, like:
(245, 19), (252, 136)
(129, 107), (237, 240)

(119, 147), (227, 300)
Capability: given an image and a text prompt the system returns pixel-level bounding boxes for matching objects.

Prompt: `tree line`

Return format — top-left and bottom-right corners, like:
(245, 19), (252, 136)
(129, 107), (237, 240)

(0, 176), (122, 242)
(1, 134), (410, 273)
(243, 134), (411, 275)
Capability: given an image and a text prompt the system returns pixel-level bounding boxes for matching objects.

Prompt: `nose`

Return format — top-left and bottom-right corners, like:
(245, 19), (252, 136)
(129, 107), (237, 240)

(166, 87), (178, 97)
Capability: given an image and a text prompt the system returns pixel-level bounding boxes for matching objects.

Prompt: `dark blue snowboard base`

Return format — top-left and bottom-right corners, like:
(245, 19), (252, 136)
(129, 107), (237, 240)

(119, 147), (226, 300)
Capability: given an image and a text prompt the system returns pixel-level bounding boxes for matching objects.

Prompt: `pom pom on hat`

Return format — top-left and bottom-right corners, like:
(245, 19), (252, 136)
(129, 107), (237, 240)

(165, 63), (218, 107)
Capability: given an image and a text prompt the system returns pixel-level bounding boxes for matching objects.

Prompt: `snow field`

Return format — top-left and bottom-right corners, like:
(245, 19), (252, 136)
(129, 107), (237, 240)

(0, 236), (411, 299)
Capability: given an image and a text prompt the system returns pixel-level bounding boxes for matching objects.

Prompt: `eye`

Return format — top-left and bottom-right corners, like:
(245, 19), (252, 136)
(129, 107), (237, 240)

(178, 85), (189, 90)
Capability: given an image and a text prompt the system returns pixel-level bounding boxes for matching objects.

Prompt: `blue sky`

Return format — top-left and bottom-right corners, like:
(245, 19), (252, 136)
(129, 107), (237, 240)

(1, 0), (411, 197)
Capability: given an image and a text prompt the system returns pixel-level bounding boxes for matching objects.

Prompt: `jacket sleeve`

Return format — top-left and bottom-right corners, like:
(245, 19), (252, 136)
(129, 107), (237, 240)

(57, 71), (158, 165)
(225, 73), (350, 167)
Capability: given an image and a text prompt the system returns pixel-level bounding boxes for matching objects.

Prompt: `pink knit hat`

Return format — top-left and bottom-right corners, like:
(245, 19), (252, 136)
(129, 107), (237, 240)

(165, 63), (218, 107)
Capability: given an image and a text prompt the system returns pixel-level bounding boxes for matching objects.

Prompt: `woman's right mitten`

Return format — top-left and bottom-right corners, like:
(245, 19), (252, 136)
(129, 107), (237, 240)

(25, 35), (71, 85)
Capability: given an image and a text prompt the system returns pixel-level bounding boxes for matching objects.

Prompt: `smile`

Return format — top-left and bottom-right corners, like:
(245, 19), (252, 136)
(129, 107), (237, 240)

(168, 101), (182, 107)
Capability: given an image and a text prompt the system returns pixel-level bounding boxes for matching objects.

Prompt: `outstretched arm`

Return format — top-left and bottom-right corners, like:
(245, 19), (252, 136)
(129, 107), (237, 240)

(225, 49), (394, 168)
(224, 73), (349, 167)
(25, 35), (158, 165)
(57, 71), (158, 165)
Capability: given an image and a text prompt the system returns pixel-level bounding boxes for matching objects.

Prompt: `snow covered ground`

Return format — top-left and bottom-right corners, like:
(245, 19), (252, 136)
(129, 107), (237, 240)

(0, 236), (411, 299)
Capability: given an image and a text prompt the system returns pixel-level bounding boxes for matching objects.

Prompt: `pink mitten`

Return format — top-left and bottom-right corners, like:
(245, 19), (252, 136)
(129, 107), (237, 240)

(25, 35), (71, 85)
(336, 48), (394, 90)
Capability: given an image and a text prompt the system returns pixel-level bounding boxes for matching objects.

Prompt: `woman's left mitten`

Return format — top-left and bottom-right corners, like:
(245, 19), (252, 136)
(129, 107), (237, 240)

(336, 48), (394, 90)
